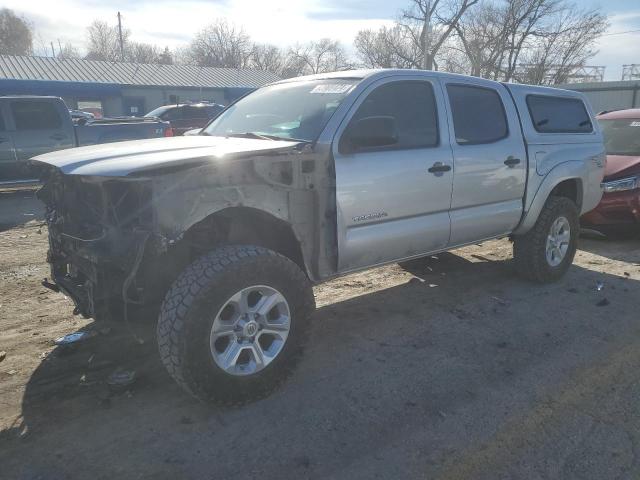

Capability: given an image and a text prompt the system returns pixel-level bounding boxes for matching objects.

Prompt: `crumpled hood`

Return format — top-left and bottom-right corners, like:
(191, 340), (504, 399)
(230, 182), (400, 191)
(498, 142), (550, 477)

(31, 135), (300, 177)
(604, 155), (640, 181)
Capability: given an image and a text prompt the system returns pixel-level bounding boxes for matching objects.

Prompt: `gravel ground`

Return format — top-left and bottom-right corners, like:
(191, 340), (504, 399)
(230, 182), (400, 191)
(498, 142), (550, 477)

(1, 189), (640, 480)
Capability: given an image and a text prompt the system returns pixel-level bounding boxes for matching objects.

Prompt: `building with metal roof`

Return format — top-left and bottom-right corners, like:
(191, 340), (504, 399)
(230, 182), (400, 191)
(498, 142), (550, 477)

(0, 55), (280, 117)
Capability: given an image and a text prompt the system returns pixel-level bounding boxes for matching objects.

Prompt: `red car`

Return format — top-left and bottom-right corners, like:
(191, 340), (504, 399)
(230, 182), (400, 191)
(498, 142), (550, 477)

(581, 109), (640, 231)
(145, 102), (224, 136)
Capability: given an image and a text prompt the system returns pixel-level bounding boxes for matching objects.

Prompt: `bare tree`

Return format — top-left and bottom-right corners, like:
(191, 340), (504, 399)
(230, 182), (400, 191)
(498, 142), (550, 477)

(250, 43), (285, 74)
(453, 0), (607, 84)
(283, 39), (352, 77)
(188, 19), (253, 68)
(515, 7), (608, 84)
(400, 0), (480, 70)
(85, 20), (129, 61)
(57, 43), (81, 60)
(354, 25), (422, 68)
(127, 42), (159, 64)
(0, 8), (33, 55)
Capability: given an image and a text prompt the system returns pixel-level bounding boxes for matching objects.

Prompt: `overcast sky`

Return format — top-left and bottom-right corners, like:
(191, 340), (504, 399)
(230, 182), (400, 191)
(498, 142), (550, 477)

(4, 0), (640, 80)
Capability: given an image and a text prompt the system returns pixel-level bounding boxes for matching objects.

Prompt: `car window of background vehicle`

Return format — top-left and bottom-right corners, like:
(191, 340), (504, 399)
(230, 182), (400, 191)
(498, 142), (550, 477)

(10, 101), (62, 130)
(598, 119), (640, 156)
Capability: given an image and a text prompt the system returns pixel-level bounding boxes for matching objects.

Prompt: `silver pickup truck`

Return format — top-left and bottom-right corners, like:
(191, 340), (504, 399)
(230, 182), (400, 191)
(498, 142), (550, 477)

(33, 69), (605, 404)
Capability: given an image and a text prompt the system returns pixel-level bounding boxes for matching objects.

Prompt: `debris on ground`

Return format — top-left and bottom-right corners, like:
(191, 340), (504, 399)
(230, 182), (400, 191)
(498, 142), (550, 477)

(98, 325), (113, 336)
(0, 351), (6, 363)
(596, 298), (610, 307)
(624, 272), (630, 277)
(596, 281), (604, 291)
(491, 296), (508, 306)
(54, 331), (96, 347)
(107, 369), (137, 392)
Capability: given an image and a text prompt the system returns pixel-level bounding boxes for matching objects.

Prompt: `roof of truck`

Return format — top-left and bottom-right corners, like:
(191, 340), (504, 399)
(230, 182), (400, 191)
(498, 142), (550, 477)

(273, 69), (584, 98)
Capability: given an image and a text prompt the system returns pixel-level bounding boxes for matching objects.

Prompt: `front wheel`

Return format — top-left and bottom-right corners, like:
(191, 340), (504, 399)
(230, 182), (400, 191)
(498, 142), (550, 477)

(157, 245), (315, 404)
(513, 196), (579, 283)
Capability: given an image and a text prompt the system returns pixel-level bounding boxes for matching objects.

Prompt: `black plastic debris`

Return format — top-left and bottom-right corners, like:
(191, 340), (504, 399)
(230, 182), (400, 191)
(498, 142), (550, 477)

(0, 351), (6, 363)
(596, 298), (610, 307)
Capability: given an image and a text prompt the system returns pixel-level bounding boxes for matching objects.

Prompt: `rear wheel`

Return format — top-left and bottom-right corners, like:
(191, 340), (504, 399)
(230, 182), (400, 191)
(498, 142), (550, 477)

(513, 196), (579, 283)
(157, 245), (315, 404)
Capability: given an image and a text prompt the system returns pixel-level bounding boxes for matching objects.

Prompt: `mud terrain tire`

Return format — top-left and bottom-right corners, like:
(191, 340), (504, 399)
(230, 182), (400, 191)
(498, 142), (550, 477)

(157, 245), (315, 405)
(513, 196), (579, 283)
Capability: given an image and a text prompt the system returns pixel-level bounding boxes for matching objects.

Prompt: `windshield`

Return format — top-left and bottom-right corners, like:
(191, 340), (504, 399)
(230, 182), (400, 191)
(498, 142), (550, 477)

(203, 79), (358, 142)
(145, 106), (172, 118)
(598, 119), (640, 156)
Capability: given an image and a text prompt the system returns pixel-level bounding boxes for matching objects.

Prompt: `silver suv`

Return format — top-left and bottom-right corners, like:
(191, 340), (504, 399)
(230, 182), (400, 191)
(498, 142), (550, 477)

(34, 69), (605, 404)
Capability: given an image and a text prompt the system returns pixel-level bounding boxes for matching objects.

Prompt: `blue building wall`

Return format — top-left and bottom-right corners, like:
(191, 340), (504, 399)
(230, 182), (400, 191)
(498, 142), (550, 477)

(0, 79), (254, 116)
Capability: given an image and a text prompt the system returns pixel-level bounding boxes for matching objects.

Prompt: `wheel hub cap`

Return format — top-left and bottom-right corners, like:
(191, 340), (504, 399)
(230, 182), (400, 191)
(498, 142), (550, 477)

(243, 321), (259, 337)
(545, 216), (571, 267)
(209, 285), (291, 376)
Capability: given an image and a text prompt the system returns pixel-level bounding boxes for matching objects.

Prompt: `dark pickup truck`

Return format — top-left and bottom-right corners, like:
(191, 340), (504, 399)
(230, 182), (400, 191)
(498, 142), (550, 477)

(0, 96), (172, 178)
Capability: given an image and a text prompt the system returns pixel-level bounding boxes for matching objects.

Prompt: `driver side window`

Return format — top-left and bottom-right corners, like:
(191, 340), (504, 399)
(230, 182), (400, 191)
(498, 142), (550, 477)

(341, 80), (439, 153)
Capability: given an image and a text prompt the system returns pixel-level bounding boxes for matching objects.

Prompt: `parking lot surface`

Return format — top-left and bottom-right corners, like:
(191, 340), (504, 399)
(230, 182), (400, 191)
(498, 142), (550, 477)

(1, 189), (640, 480)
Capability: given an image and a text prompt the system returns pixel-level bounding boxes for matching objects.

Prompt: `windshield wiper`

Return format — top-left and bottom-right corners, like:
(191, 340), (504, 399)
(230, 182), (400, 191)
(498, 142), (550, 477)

(226, 132), (312, 143)
(226, 132), (276, 141)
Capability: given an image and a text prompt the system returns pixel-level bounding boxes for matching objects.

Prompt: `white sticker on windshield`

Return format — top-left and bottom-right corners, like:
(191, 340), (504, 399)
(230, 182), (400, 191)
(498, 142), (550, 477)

(630, 121), (640, 127)
(310, 84), (353, 94)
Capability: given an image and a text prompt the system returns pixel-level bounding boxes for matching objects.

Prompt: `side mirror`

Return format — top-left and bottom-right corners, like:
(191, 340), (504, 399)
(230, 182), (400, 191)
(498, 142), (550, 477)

(340, 115), (398, 153)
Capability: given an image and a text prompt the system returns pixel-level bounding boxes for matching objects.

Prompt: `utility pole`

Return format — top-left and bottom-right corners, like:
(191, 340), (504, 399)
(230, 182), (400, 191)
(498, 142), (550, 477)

(117, 11), (125, 61)
(50, 42), (55, 58)
(423, 0), (432, 70)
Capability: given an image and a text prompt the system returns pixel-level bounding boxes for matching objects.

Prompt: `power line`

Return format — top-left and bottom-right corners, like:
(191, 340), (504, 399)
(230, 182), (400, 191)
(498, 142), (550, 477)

(601, 28), (640, 37)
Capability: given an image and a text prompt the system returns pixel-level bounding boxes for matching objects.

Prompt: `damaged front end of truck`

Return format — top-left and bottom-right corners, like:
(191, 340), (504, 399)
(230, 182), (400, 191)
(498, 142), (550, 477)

(33, 137), (337, 323)
(37, 169), (157, 319)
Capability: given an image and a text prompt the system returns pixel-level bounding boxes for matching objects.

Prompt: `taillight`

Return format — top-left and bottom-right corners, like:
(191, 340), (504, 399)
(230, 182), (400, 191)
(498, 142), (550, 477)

(164, 127), (174, 137)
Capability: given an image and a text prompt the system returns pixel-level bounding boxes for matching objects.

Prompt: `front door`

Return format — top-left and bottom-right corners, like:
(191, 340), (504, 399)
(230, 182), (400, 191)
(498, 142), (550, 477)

(334, 77), (454, 272)
(442, 79), (527, 245)
(8, 99), (74, 161)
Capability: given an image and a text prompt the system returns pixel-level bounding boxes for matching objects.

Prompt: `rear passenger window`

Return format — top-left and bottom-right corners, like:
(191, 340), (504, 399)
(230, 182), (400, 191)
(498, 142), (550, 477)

(349, 80), (439, 150)
(183, 106), (210, 119)
(161, 108), (182, 121)
(11, 101), (62, 130)
(527, 95), (592, 133)
(447, 85), (508, 145)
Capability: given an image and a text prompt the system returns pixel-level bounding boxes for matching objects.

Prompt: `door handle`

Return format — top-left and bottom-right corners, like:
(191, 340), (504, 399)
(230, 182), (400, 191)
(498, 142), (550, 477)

(50, 134), (67, 141)
(504, 156), (521, 167)
(428, 162), (452, 174)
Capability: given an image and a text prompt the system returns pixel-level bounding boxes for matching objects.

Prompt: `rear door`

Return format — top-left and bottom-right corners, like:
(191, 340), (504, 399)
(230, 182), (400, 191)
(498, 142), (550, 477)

(8, 99), (74, 161)
(334, 76), (454, 272)
(442, 79), (527, 245)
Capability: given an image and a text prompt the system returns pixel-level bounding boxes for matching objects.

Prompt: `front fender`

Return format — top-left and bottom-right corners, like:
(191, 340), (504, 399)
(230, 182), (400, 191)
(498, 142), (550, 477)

(513, 160), (601, 235)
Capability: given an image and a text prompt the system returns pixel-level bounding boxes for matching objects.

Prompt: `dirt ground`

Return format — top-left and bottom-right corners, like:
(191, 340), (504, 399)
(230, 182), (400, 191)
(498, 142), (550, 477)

(1, 187), (640, 480)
